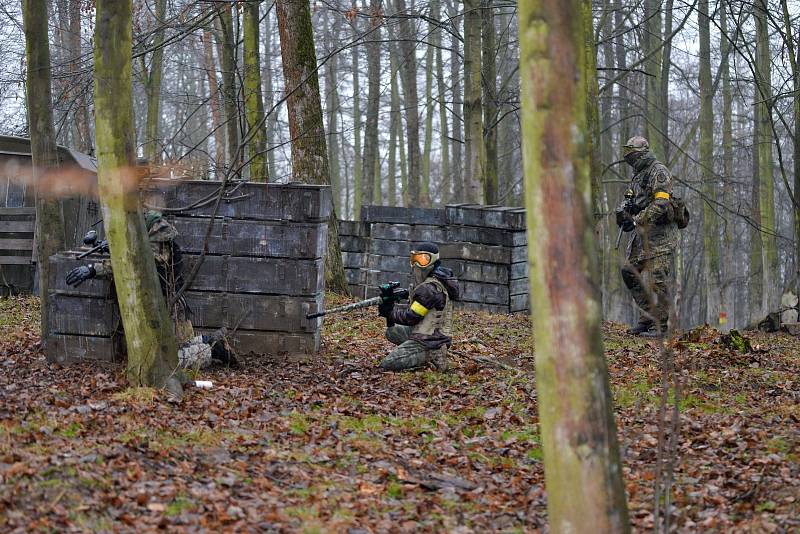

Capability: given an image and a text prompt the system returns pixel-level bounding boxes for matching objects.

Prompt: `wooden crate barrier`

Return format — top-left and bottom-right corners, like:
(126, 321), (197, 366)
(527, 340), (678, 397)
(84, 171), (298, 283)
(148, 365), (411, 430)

(339, 204), (529, 314)
(46, 181), (330, 363)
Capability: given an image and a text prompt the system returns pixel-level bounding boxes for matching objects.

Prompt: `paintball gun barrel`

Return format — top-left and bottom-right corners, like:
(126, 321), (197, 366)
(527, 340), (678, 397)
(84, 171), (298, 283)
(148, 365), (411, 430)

(306, 281), (409, 320)
(77, 229), (109, 259)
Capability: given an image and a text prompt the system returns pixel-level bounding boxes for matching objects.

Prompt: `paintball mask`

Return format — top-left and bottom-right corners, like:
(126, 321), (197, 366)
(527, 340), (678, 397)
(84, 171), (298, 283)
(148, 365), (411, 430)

(410, 242), (440, 284)
(623, 135), (650, 167)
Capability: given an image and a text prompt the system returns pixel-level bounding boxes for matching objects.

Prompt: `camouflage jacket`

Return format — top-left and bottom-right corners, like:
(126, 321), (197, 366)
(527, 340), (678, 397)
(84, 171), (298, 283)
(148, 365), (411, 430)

(92, 217), (193, 342)
(626, 152), (679, 263)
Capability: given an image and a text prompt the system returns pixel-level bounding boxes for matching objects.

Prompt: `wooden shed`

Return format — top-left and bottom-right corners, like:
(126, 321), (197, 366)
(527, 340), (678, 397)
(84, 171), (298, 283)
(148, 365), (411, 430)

(0, 135), (98, 294)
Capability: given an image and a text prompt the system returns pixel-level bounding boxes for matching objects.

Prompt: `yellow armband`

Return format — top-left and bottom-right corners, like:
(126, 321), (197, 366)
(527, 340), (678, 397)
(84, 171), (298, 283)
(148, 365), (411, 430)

(410, 301), (429, 316)
(654, 191), (670, 200)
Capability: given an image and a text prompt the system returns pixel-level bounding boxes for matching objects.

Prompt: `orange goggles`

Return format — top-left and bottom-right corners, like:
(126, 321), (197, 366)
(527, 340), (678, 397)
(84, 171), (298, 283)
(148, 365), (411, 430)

(410, 251), (434, 268)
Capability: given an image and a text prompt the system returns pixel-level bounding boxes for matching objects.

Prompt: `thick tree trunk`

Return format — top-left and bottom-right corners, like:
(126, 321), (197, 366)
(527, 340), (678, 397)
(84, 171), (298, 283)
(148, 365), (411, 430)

(699, 0), (721, 325)
(753, 0), (778, 317)
(396, 0), (421, 206)
(481, 0), (497, 204)
(94, 0), (181, 394)
(389, 46), (402, 206)
(362, 0), (383, 206)
(144, 0), (167, 163)
(23, 0), (66, 348)
(243, 1), (269, 182)
(276, 0), (348, 293)
(463, 0), (484, 203)
(218, 6), (240, 170)
(519, 0), (630, 530)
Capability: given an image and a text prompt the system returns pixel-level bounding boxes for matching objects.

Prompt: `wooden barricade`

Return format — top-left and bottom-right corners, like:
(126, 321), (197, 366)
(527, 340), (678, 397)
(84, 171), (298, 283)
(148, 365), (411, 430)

(340, 204), (529, 314)
(46, 180), (331, 363)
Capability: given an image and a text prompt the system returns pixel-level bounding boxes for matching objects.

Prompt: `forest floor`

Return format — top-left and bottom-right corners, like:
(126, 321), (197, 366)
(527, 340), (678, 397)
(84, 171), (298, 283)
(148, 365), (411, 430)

(0, 294), (798, 533)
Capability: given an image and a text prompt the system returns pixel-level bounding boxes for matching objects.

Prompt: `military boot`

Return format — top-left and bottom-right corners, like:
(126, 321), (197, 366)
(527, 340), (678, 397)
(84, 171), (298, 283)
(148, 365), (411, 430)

(430, 348), (450, 372)
(627, 319), (653, 335)
(640, 322), (668, 338)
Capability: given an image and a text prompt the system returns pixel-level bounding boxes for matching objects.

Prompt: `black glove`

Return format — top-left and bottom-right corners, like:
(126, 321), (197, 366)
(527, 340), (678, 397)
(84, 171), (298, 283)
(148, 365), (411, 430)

(615, 205), (635, 232)
(66, 264), (97, 287)
(378, 298), (394, 318)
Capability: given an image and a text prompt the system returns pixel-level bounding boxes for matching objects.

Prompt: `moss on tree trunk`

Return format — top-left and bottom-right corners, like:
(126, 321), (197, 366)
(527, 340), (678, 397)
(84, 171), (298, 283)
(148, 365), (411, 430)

(519, 0), (630, 529)
(94, 0), (181, 395)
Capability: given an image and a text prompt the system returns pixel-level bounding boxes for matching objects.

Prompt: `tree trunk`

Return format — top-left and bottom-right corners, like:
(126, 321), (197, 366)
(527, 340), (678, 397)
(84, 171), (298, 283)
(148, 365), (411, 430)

(753, 0), (778, 317)
(202, 28), (226, 172)
(264, 10), (279, 181)
(421, 17), (434, 206)
(659, 0), (674, 163)
(143, 0), (167, 163)
(449, 0), (464, 201)
(782, 0), (800, 300)
(699, 0), (721, 325)
(94, 0), (181, 394)
(643, 0), (664, 159)
(23, 0), (66, 348)
(433, 0), (450, 203)
(276, 0), (348, 293)
(390, 45), (403, 206)
(519, 0), (630, 529)
(396, 0), (421, 206)
(481, 0), (497, 204)
(325, 13), (343, 213)
(362, 0), (383, 206)
(218, 5), (240, 170)
(243, 1), (269, 182)
(351, 6), (363, 217)
(463, 0), (484, 203)
(720, 0), (734, 329)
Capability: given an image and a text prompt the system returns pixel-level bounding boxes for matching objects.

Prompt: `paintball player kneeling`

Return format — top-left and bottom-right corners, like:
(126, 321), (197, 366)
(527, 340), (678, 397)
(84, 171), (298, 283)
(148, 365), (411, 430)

(65, 210), (234, 369)
(378, 242), (460, 372)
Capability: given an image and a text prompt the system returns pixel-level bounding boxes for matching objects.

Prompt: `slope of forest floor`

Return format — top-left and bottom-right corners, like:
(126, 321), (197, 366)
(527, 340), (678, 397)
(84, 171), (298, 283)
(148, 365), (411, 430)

(0, 294), (798, 533)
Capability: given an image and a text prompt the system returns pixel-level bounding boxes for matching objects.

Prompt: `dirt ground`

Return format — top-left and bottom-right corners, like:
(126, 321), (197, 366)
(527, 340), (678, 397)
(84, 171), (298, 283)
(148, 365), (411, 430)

(0, 295), (798, 532)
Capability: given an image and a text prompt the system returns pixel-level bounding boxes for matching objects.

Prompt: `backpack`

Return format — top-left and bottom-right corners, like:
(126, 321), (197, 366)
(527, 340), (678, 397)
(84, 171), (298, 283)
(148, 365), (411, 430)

(671, 196), (690, 229)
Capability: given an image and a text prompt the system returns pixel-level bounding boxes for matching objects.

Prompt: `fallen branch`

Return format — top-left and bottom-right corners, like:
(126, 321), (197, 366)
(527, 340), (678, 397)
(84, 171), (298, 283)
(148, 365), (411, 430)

(449, 350), (520, 371)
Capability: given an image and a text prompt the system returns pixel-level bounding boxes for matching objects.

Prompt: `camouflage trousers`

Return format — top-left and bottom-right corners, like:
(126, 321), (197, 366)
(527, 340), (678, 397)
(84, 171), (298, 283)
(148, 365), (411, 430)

(621, 253), (673, 327)
(379, 326), (449, 372)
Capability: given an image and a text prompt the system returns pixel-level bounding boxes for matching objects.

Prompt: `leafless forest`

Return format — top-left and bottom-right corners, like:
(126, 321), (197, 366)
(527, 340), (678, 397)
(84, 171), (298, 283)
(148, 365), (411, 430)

(1, 0), (798, 329)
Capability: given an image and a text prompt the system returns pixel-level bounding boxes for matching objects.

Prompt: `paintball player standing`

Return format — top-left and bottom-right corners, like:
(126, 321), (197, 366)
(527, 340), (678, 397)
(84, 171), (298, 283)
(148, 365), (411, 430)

(615, 136), (683, 337)
(65, 210), (234, 368)
(377, 242), (460, 371)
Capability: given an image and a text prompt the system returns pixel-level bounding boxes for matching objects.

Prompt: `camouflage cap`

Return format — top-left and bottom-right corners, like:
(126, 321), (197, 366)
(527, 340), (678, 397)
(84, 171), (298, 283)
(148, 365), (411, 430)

(623, 136), (650, 154)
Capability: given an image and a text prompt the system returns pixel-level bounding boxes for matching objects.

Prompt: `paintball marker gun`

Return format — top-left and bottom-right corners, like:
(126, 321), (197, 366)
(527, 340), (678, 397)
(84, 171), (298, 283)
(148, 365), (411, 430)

(615, 188), (635, 250)
(306, 281), (409, 320)
(77, 229), (109, 259)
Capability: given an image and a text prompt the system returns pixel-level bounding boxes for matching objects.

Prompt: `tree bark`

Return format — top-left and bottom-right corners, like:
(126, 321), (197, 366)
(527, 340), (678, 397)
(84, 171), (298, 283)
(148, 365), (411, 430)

(276, 0), (348, 293)
(396, 0), (421, 205)
(519, 0), (630, 530)
(243, 1), (269, 182)
(218, 5), (240, 170)
(202, 28), (226, 171)
(699, 0), (721, 325)
(463, 0), (484, 203)
(433, 0), (450, 203)
(720, 0), (734, 329)
(643, 0), (664, 159)
(94, 0), (181, 394)
(421, 15), (434, 206)
(362, 0), (383, 206)
(23, 0), (66, 348)
(449, 0), (464, 201)
(351, 5), (364, 217)
(143, 0), (167, 164)
(325, 13), (343, 213)
(752, 0), (778, 318)
(481, 0), (497, 204)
